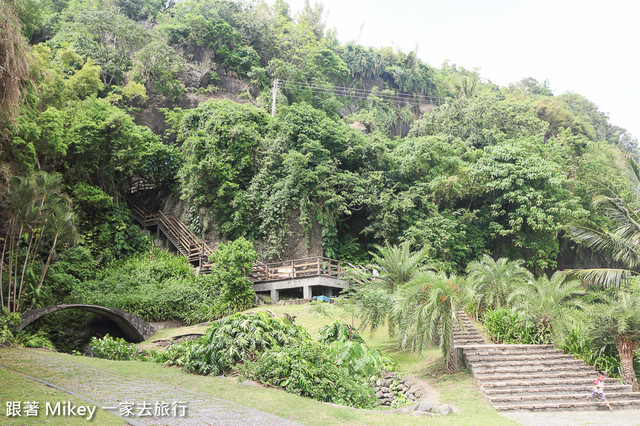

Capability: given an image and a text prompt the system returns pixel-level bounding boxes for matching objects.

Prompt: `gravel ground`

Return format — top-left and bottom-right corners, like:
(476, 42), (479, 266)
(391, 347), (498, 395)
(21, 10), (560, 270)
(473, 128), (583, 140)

(1, 350), (299, 425)
(501, 409), (640, 425)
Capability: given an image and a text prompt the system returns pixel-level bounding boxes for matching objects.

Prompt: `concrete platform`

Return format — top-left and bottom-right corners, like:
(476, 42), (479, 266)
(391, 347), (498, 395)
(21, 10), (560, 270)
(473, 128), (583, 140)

(252, 276), (348, 302)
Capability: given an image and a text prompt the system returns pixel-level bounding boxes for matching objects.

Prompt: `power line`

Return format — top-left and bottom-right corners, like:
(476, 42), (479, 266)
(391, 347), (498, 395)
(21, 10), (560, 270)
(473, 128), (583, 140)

(278, 80), (442, 106)
(280, 82), (437, 105)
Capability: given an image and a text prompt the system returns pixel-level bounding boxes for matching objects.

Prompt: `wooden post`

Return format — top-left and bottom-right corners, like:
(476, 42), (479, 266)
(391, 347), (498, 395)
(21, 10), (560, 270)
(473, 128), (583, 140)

(291, 260), (295, 279)
(338, 261), (341, 278)
(271, 79), (278, 117)
(317, 257), (321, 276)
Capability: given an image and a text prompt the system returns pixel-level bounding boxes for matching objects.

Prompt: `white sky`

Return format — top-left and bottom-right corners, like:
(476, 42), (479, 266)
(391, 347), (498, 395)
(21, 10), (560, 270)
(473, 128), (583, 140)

(270, 0), (640, 141)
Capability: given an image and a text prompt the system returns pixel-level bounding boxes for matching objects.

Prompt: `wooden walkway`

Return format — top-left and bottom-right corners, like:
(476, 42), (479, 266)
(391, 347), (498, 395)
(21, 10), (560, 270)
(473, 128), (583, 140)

(127, 181), (349, 281)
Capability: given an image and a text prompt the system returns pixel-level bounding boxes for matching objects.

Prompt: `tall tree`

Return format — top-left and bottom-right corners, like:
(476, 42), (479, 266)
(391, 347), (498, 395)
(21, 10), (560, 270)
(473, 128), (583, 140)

(466, 255), (532, 316)
(508, 272), (586, 338)
(393, 272), (467, 372)
(588, 290), (640, 391)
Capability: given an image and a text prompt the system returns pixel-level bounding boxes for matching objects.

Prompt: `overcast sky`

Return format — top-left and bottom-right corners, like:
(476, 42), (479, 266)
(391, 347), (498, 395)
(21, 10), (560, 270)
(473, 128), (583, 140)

(270, 0), (640, 141)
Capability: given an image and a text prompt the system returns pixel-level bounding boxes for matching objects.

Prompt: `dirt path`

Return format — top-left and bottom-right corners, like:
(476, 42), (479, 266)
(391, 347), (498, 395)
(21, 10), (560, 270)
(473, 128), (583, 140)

(501, 409), (640, 425)
(0, 350), (299, 425)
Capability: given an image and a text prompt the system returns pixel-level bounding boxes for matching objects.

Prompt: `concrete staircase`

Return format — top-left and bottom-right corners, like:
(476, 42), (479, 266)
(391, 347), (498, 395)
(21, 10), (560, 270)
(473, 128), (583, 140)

(453, 311), (486, 346)
(454, 313), (640, 411)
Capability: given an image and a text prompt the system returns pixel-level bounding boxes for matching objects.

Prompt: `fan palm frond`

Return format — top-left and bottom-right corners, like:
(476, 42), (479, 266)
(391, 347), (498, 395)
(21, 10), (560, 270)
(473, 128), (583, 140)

(563, 268), (635, 288)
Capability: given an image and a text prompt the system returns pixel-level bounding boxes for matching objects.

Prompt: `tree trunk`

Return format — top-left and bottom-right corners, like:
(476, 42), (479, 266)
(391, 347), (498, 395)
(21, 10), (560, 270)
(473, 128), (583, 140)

(617, 338), (639, 392)
(16, 232), (34, 312)
(447, 337), (459, 373)
(37, 234), (58, 291)
(0, 235), (7, 310)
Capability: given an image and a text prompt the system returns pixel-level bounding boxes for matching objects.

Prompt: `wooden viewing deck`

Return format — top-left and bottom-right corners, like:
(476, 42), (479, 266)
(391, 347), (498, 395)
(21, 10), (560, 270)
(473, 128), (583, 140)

(249, 257), (345, 282)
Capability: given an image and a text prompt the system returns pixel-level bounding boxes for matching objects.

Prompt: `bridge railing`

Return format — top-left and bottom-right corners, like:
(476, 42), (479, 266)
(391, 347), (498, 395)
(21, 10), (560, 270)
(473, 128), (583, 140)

(249, 257), (346, 282)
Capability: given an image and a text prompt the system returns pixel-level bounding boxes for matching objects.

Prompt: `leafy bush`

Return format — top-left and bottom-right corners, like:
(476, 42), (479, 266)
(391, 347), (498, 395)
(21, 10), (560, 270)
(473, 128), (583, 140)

(205, 238), (257, 317)
(483, 308), (551, 344)
(185, 312), (310, 375)
(72, 248), (208, 322)
(562, 328), (623, 378)
(1, 309), (55, 349)
(318, 321), (365, 344)
(241, 340), (376, 408)
(327, 340), (398, 381)
(156, 340), (200, 367)
(88, 334), (141, 361)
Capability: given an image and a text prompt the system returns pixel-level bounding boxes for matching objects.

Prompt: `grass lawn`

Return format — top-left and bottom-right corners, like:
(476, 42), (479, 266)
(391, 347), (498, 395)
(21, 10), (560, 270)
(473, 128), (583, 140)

(0, 362), (123, 425)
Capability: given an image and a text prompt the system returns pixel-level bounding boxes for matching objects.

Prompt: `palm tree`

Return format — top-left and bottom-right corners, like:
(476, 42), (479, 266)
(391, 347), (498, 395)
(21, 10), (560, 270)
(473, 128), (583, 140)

(508, 272), (587, 337)
(392, 271), (467, 372)
(350, 241), (428, 334)
(466, 255), (533, 316)
(565, 158), (640, 287)
(1, 172), (76, 311)
(368, 241), (428, 292)
(587, 290), (640, 391)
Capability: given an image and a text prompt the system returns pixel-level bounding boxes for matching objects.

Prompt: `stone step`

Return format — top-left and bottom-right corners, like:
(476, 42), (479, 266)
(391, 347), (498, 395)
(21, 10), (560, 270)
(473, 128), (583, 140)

(462, 344), (555, 350)
(472, 364), (594, 376)
(483, 384), (633, 396)
(494, 399), (640, 411)
(489, 392), (640, 405)
(467, 358), (585, 369)
(481, 377), (621, 389)
(475, 369), (599, 382)
(463, 348), (564, 357)
(465, 353), (576, 363)
(454, 338), (486, 344)
(453, 332), (483, 338)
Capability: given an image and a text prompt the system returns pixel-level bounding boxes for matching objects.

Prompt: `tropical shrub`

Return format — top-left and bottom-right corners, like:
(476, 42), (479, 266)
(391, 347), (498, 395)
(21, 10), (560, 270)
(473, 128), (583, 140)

(185, 313), (310, 376)
(318, 321), (364, 344)
(326, 340), (398, 381)
(241, 340), (376, 408)
(562, 328), (622, 378)
(483, 308), (550, 344)
(0, 309), (55, 349)
(88, 334), (140, 360)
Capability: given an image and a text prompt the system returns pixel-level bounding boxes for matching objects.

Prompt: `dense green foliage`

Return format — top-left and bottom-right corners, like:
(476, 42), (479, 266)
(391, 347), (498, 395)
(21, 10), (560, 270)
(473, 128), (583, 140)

(0, 308), (55, 349)
(88, 333), (142, 360)
(159, 313), (395, 407)
(71, 248), (208, 321)
(242, 340), (376, 408)
(483, 308), (550, 344)
(187, 238), (257, 323)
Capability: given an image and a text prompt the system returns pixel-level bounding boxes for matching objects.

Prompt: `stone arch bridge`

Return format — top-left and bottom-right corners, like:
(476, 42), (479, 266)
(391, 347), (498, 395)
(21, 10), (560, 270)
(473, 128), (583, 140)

(18, 304), (156, 342)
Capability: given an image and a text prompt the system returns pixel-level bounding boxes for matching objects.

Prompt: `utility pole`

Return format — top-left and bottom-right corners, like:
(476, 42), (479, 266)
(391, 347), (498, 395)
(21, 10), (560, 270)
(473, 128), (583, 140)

(271, 78), (278, 117)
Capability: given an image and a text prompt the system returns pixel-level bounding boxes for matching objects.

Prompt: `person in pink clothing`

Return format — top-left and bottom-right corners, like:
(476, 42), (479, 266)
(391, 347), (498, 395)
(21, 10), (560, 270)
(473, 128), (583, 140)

(586, 371), (613, 411)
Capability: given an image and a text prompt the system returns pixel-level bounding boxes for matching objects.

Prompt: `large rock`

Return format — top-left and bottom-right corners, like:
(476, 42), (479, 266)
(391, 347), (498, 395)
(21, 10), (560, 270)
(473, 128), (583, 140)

(414, 401), (433, 412)
(436, 405), (453, 415)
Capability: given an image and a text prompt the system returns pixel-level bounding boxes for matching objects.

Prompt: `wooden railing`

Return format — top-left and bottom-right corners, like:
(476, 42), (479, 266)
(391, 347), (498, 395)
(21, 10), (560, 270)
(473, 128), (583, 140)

(128, 201), (213, 268)
(128, 177), (155, 194)
(249, 257), (346, 282)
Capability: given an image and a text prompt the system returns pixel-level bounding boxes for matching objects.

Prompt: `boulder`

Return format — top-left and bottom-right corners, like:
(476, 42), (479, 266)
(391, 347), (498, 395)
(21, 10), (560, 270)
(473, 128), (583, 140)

(376, 391), (383, 399)
(414, 401), (433, 412)
(436, 405), (453, 415)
